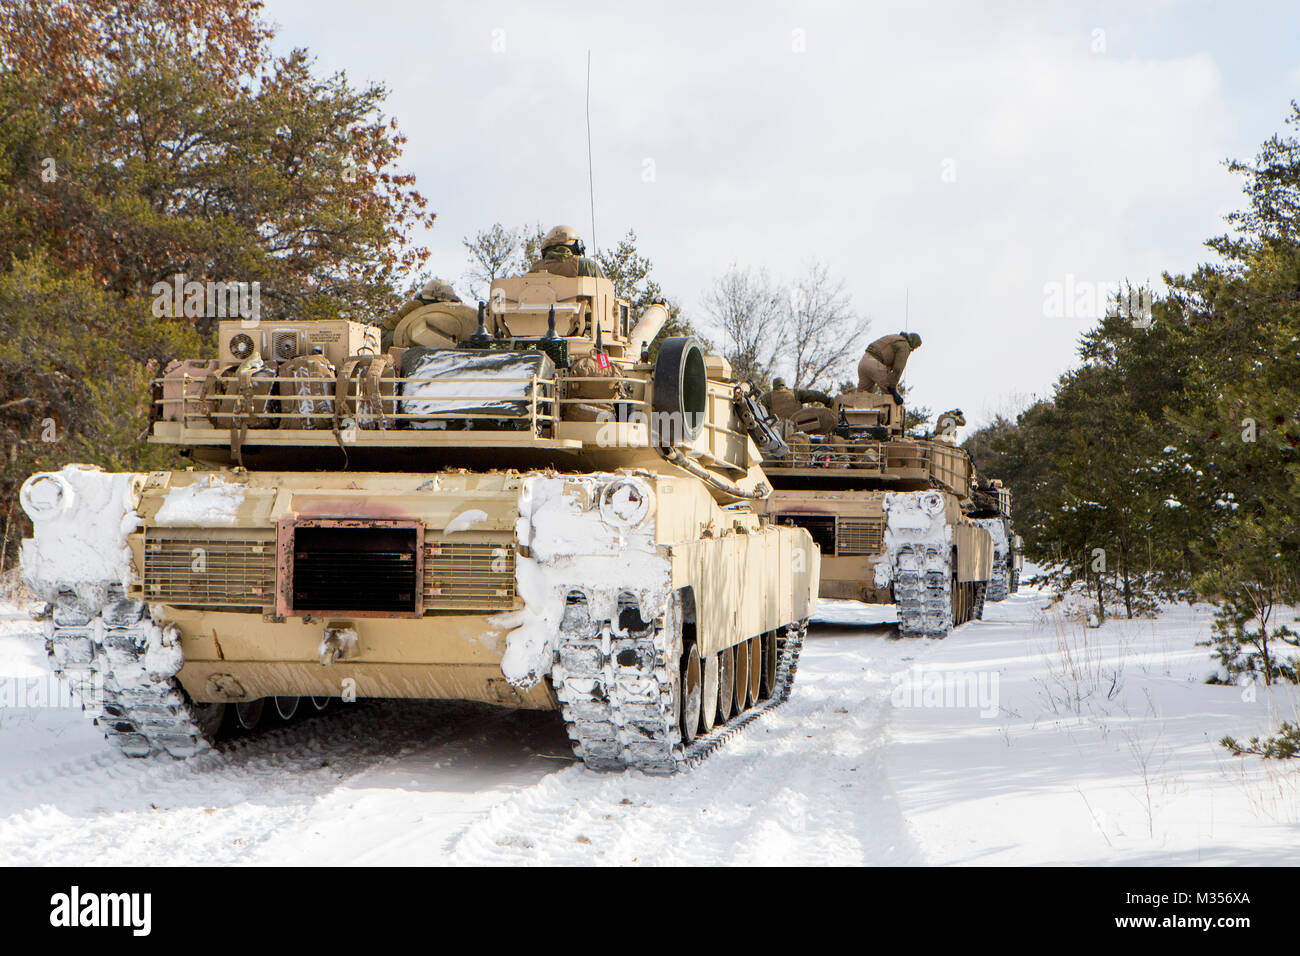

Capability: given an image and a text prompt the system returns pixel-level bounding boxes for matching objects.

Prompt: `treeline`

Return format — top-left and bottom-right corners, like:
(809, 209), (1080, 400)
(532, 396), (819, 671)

(0, 0), (431, 571)
(964, 103), (1300, 700)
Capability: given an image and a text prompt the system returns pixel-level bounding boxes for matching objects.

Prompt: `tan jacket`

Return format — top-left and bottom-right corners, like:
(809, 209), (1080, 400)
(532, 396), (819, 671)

(865, 334), (913, 375)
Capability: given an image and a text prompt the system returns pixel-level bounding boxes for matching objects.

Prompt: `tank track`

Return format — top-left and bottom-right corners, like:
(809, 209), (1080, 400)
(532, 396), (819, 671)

(552, 603), (806, 774)
(973, 581), (987, 620)
(986, 559), (1009, 603)
(45, 587), (215, 759)
(893, 543), (954, 637)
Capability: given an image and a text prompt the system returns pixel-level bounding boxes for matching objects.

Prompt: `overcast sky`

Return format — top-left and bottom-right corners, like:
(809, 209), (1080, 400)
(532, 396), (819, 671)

(264, 0), (1299, 426)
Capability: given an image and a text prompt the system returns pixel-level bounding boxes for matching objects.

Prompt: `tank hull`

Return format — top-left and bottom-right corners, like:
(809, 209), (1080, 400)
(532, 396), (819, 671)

(22, 464), (817, 771)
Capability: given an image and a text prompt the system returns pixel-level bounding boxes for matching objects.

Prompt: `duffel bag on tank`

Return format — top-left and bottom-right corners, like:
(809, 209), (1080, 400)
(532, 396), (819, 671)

(158, 359), (220, 423)
(203, 357), (280, 430)
(335, 353), (397, 430)
(277, 353), (336, 430)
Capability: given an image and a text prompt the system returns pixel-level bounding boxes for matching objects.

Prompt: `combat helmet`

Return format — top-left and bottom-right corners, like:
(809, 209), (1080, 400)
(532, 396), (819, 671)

(541, 224), (585, 256)
(417, 279), (460, 304)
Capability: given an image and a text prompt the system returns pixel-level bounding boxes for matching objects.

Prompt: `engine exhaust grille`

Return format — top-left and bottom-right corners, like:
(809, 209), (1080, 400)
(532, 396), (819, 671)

(291, 525), (420, 614)
(143, 531), (275, 608)
(837, 518), (885, 556)
(423, 542), (516, 611)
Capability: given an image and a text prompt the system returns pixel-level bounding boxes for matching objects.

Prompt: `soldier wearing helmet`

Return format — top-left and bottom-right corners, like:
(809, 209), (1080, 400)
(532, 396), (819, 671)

(414, 278), (461, 305)
(382, 278), (473, 349)
(763, 377), (833, 422)
(858, 331), (921, 404)
(529, 224), (606, 279)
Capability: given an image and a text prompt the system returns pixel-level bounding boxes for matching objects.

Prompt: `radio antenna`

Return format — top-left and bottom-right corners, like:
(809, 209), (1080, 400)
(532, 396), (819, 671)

(586, 50), (597, 251)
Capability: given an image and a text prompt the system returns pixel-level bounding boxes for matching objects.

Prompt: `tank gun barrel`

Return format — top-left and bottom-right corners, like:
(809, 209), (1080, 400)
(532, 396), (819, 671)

(630, 302), (669, 358)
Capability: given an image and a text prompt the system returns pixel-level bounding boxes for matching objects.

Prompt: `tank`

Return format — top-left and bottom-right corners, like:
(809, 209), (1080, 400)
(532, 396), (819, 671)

(755, 390), (992, 636)
(968, 477), (1021, 601)
(18, 262), (818, 773)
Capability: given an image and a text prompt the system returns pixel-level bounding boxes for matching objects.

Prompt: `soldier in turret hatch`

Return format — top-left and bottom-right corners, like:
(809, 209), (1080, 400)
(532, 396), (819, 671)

(528, 225), (606, 279)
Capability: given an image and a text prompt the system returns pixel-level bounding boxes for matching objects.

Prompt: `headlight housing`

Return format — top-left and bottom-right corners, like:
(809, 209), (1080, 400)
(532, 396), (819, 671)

(20, 473), (74, 520)
(922, 492), (946, 516)
(599, 477), (653, 528)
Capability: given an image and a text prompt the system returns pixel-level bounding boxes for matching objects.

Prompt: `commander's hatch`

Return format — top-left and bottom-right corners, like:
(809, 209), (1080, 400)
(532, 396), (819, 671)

(488, 272), (630, 359)
(830, 390), (905, 437)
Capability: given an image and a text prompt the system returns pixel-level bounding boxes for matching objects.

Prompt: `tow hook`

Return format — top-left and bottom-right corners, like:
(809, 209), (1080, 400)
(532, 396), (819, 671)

(319, 623), (358, 666)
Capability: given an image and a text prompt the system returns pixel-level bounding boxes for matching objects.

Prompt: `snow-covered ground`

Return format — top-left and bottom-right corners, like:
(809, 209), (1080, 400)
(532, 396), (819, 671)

(1, 579), (1297, 866)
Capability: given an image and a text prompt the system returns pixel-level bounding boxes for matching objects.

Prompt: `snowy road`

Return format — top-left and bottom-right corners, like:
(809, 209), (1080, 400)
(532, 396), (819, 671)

(1, 588), (1297, 866)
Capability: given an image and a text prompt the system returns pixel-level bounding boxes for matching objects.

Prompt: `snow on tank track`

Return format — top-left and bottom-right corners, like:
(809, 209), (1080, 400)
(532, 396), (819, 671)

(881, 491), (956, 637)
(893, 545), (954, 637)
(974, 518), (1009, 603)
(45, 588), (214, 759)
(554, 601), (805, 773)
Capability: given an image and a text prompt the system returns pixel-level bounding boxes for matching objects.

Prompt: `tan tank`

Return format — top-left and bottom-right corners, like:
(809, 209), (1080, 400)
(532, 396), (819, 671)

(19, 259), (818, 773)
(968, 476), (1022, 601)
(755, 390), (992, 636)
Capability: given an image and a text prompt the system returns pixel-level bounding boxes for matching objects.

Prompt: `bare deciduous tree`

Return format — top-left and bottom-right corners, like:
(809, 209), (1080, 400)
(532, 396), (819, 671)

(702, 265), (789, 385)
(703, 261), (865, 390)
(462, 223), (519, 300)
(789, 260), (866, 391)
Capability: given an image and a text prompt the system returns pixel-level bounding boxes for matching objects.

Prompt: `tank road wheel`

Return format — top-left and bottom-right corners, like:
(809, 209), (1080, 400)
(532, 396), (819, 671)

(192, 702), (226, 741)
(700, 651), (719, 733)
(234, 698), (265, 731)
(717, 647), (736, 724)
(273, 696), (300, 721)
(680, 643), (702, 744)
(733, 638), (750, 715)
(760, 631), (778, 700)
(746, 636), (761, 709)
(309, 695), (331, 711)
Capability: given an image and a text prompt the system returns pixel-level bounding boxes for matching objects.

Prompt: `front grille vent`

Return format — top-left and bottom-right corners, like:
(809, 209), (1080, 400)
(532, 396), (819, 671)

(143, 531), (275, 607)
(836, 518), (885, 556)
(423, 542), (516, 611)
(292, 525), (419, 613)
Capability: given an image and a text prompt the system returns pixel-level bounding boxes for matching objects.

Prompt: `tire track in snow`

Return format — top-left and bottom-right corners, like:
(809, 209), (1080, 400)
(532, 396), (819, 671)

(0, 700), (570, 865)
(447, 626), (937, 865)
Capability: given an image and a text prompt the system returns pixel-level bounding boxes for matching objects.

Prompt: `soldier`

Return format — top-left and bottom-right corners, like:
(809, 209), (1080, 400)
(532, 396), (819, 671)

(762, 377), (833, 421)
(384, 279), (461, 330)
(382, 278), (473, 349)
(932, 408), (966, 443)
(857, 332), (921, 403)
(528, 224), (606, 278)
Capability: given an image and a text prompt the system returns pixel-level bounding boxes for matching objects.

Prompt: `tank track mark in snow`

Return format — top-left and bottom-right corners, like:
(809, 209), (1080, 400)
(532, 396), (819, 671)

(553, 597), (805, 774)
(46, 588), (217, 759)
